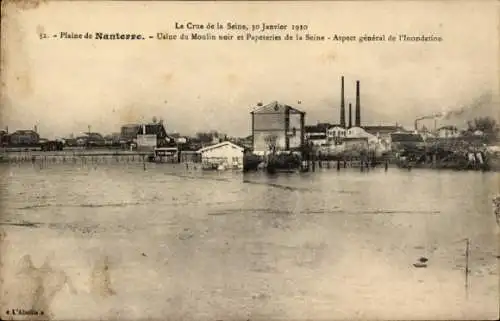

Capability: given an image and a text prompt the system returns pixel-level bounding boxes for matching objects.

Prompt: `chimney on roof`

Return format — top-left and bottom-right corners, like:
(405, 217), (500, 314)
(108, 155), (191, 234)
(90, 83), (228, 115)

(355, 80), (361, 127)
(348, 102), (352, 128)
(340, 76), (346, 128)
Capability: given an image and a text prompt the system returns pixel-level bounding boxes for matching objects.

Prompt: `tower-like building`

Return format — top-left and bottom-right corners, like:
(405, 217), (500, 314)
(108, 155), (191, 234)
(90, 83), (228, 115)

(355, 80), (361, 127)
(340, 76), (346, 128)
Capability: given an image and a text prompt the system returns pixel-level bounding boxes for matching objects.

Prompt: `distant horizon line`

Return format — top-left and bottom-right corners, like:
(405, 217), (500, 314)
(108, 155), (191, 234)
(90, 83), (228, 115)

(0, 121), (465, 139)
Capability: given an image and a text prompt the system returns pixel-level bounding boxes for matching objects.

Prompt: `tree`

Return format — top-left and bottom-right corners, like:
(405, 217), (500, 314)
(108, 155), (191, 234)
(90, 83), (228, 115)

(195, 131), (226, 144)
(466, 116), (499, 143)
(195, 132), (214, 143)
(264, 134), (278, 152)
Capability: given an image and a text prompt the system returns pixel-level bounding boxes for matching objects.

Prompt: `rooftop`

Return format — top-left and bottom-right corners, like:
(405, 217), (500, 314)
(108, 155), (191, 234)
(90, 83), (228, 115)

(390, 133), (424, 142)
(305, 123), (339, 133)
(363, 125), (404, 133)
(12, 130), (38, 135)
(437, 125), (458, 131)
(251, 101), (305, 114)
(198, 141), (244, 153)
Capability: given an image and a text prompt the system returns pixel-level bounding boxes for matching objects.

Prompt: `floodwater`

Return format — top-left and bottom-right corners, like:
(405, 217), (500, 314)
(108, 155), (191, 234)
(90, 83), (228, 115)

(0, 162), (498, 320)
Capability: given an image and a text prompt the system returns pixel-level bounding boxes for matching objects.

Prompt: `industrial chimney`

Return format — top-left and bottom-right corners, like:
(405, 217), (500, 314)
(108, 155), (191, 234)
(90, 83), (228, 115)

(340, 76), (346, 128)
(355, 80), (361, 127)
(348, 102), (352, 128)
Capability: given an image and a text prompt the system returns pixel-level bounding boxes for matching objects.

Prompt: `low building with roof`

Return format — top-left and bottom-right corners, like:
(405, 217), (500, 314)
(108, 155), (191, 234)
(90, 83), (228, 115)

(9, 130), (40, 145)
(198, 141), (244, 169)
(326, 126), (346, 141)
(437, 125), (460, 139)
(390, 132), (425, 151)
(363, 125), (405, 143)
(305, 122), (335, 146)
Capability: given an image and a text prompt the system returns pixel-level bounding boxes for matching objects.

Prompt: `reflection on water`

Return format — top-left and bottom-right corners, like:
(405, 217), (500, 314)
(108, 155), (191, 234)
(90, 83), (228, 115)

(0, 163), (498, 320)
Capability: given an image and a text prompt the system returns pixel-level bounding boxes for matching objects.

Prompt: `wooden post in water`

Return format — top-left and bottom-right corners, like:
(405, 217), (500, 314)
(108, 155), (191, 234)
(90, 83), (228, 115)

(464, 238), (470, 299)
(385, 160), (388, 172)
(337, 160), (340, 171)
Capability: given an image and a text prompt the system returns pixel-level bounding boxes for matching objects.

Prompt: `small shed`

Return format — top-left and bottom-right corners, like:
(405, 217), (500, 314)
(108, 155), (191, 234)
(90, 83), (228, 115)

(198, 141), (244, 169)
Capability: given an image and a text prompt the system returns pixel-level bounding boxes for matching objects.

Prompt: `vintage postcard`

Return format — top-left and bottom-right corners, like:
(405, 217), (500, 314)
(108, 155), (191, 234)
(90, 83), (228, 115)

(0, 0), (499, 320)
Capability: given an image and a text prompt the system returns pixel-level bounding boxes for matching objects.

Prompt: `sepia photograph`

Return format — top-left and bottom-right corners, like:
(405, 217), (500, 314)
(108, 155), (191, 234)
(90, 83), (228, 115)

(0, 0), (499, 320)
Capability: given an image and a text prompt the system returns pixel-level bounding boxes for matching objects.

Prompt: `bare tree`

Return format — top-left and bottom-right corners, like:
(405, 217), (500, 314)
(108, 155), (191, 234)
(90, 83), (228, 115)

(467, 116), (499, 143)
(264, 134), (278, 152)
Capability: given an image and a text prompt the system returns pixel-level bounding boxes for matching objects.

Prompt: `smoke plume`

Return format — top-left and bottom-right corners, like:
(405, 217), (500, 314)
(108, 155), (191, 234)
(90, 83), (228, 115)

(440, 91), (493, 120)
(416, 91), (494, 122)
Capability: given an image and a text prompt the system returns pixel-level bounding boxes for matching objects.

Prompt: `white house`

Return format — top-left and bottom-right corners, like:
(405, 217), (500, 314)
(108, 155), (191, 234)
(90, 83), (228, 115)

(175, 137), (188, 144)
(326, 126), (346, 142)
(136, 134), (157, 151)
(473, 130), (484, 137)
(437, 126), (460, 138)
(198, 141), (244, 169)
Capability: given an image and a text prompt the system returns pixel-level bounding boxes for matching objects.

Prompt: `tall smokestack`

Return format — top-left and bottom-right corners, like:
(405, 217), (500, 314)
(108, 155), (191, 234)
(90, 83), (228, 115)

(340, 76), (346, 128)
(348, 103), (352, 128)
(355, 80), (361, 127)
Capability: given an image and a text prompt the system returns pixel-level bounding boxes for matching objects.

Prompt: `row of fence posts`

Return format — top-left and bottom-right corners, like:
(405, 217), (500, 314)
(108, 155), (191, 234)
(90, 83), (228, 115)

(303, 153), (390, 173)
(308, 159), (389, 172)
(1, 152), (198, 172)
(3, 154), (150, 166)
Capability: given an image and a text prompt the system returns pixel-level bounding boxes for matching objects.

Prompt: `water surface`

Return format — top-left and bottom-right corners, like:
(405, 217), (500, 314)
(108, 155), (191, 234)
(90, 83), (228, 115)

(0, 163), (498, 320)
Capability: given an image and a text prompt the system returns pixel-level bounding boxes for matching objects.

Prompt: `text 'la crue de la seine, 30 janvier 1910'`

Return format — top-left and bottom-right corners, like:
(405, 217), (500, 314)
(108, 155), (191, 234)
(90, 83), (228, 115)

(40, 22), (443, 43)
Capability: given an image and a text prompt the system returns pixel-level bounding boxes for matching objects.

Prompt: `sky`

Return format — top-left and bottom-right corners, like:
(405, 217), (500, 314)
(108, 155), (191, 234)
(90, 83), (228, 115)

(1, 0), (499, 138)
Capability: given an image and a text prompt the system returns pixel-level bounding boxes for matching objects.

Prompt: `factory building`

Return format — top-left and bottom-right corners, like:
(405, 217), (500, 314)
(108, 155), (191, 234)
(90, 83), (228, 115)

(325, 76), (403, 144)
(251, 101), (306, 155)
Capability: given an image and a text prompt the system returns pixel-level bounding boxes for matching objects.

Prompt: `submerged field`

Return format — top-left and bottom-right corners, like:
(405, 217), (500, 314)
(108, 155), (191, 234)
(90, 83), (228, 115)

(0, 163), (498, 320)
